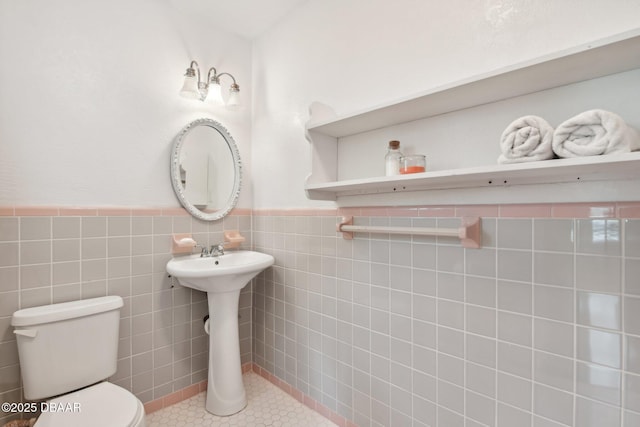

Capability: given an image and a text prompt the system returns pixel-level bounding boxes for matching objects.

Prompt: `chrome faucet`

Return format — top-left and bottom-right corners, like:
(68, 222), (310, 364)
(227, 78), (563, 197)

(195, 243), (225, 257)
(209, 244), (225, 257)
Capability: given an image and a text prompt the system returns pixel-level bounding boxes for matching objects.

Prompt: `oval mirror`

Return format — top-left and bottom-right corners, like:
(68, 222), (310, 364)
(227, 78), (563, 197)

(170, 118), (242, 221)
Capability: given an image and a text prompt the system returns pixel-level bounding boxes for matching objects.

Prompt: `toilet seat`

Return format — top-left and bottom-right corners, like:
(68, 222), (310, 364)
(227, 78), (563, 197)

(35, 382), (145, 427)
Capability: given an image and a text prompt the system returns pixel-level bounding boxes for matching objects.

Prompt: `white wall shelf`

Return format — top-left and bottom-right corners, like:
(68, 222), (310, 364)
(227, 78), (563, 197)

(304, 29), (640, 202)
(305, 152), (640, 199)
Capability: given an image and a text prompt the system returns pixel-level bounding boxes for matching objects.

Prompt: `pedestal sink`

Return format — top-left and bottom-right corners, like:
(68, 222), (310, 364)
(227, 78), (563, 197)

(166, 250), (274, 416)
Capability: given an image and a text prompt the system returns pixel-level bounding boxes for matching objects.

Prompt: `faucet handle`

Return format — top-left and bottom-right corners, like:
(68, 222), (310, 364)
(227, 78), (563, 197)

(194, 244), (208, 257)
(209, 243), (225, 256)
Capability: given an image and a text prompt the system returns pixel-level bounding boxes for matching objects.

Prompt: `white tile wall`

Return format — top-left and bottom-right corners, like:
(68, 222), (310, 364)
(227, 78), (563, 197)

(4, 211), (640, 426)
(252, 215), (640, 427)
(0, 213), (252, 426)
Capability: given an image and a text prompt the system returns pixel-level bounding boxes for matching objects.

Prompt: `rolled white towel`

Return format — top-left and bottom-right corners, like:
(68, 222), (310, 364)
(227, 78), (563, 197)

(552, 109), (640, 158)
(498, 115), (555, 164)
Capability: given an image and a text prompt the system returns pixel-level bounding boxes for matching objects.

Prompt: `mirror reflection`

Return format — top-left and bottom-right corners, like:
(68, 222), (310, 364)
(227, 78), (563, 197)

(171, 118), (241, 221)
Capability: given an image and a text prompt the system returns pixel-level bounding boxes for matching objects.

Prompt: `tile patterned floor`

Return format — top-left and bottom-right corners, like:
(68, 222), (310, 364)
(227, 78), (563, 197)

(147, 372), (337, 427)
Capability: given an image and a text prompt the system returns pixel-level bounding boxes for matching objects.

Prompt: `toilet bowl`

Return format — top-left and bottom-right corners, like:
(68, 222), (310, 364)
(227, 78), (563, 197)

(11, 296), (146, 427)
(34, 382), (145, 427)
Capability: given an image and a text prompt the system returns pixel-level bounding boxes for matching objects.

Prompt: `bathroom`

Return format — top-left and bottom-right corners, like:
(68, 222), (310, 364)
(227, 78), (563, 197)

(2, 0), (640, 426)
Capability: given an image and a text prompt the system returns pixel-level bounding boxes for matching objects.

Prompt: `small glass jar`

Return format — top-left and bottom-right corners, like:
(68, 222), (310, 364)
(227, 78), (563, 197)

(385, 140), (403, 176)
(400, 155), (426, 174)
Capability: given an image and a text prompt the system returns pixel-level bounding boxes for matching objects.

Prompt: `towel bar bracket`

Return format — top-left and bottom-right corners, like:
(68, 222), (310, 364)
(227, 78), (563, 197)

(337, 216), (482, 248)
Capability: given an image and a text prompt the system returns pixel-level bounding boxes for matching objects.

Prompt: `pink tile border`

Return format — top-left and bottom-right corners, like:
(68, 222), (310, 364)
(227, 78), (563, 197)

(0, 206), (252, 217)
(251, 363), (351, 427)
(143, 379), (208, 415)
(0, 207), (15, 216)
(144, 362), (350, 426)
(551, 202), (617, 218)
(618, 203), (640, 218)
(252, 208), (338, 216)
(58, 207), (100, 216)
(499, 203), (552, 218)
(5, 202), (640, 219)
(258, 202), (640, 219)
(14, 206), (60, 216)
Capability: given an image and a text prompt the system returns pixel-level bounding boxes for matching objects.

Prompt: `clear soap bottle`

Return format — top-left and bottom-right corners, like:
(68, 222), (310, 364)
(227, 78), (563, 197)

(385, 140), (403, 176)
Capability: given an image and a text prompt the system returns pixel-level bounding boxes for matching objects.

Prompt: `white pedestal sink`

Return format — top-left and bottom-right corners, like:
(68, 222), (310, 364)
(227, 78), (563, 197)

(166, 250), (274, 416)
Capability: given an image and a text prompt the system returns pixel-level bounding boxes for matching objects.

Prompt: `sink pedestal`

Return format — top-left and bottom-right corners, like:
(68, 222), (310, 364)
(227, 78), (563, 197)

(205, 289), (246, 416)
(165, 251), (275, 416)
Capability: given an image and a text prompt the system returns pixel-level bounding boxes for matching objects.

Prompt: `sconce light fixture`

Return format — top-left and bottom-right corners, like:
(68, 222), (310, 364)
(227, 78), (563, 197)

(179, 61), (240, 108)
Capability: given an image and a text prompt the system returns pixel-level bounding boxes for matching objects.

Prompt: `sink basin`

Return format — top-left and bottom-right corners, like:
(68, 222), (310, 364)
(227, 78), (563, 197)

(166, 250), (274, 293)
(166, 250), (274, 416)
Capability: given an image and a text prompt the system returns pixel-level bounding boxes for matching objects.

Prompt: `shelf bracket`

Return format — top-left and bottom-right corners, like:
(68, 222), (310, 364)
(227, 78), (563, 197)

(337, 216), (482, 249)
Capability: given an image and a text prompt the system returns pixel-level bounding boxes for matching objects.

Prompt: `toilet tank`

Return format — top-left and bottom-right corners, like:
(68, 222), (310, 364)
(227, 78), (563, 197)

(11, 296), (124, 400)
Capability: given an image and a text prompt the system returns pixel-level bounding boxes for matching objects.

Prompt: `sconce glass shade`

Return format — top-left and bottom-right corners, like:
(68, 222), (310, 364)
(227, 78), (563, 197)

(207, 80), (224, 105)
(179, 74), (200, 99)
(227, 84), (240, 108)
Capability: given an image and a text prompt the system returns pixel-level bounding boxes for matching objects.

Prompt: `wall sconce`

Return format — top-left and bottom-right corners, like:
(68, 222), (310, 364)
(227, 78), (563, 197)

(179, 61), (240, 108)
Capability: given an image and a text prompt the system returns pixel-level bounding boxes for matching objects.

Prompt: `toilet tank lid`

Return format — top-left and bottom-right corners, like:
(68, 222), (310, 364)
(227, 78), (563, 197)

(11, 296), (123, 327)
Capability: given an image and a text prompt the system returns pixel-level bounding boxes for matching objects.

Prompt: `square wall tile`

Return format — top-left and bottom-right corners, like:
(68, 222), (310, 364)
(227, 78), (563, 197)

(576, 397), (621, 427)
(0, 243), (19, 267)
(82, 217), (107, 238)
(438, 300), (463, 330)
(533, 252), (574, 288)
(0, 267), (18, 293)
(466, 389), (496, 427)
(534, 219), (574, 252)
(576, 254), (621, 293)
(625, 373), (640, 413)
(533, 383), (573, 426)
(437, 245), (464, 274)
(53, 217), (80, 239)
(497, 250), (532, 283)
(466, 334), (496, 369)
(498, 342), (531, 379)
(465, 249), (497, 281)
(533, 318), (573, 357)
(625, 258), (640, 295)
(497, 280), (532, 315)
(576, 327), (621, 369)
(498, 219), (532, 250)
(497, 372), (531, 411)
(466, 276), (496, 308)
(20, 241), (51, 265)
(533, 285), (573, 323)
(437, 272), (464, 302)
(625, 219), (640, 257)
(576, 361), (621, 406)
(577, 291), (621, 330)
(533, 351), (574, 392)
(626, 335), (640, 375)
(466, 305), (495, 338)
(499, 311), (532, 347)
(20, 217), (50, 240)
(0, 218), (19, 241)
(52, 239), (80, 262)
(577, 219), (621, 256)
(498, 403), (531, 427)
(625, 297), (640, 336)
(466, 362), (495, 398)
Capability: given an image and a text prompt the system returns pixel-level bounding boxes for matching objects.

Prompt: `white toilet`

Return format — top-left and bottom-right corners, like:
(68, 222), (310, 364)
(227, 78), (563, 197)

(11, 296), (146, 427)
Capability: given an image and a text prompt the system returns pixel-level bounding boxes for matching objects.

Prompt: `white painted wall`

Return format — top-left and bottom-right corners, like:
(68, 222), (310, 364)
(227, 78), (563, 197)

(251, 0), (640, 209)
(3, 1), (640, 210)
(0, 0), (253, 208)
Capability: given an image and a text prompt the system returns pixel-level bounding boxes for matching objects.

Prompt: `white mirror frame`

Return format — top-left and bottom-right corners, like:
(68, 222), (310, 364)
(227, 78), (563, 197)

(170, 118), (242, 221)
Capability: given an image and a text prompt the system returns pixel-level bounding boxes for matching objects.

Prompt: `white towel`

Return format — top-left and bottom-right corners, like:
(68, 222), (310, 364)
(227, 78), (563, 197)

(552, 109), (640, 158)
(498, 115), (554, 164)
